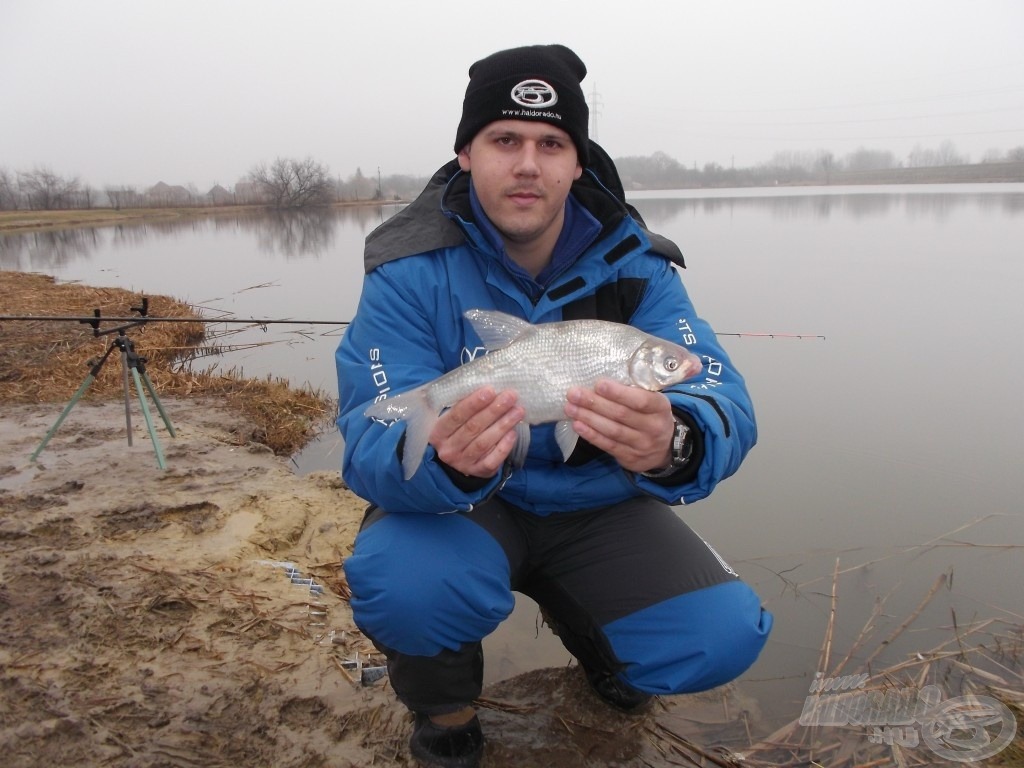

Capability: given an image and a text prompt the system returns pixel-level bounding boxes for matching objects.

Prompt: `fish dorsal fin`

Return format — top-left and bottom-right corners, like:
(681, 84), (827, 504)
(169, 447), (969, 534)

(464, 309), (533, 351)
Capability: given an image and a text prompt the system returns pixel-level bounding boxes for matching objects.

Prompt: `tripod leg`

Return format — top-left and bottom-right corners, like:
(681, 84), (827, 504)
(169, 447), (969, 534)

(130, 367), (167, 470)
(120, 348), (134, 447)
(30, 374), (97, 461)
(140, 371), (176, 437)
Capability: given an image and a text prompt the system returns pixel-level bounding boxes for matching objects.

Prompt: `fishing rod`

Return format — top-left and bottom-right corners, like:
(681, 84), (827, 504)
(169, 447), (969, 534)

(0, 297), (349, 336)
(0, 314), (348, 326)
(716, 332), (825, 340)
(1, 302), (823, 339)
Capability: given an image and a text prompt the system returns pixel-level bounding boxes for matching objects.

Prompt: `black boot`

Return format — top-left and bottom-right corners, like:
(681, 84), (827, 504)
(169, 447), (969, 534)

(539, 607), (652, 713)
(409, 712), (484, 768)
(583, 665), (653, 712)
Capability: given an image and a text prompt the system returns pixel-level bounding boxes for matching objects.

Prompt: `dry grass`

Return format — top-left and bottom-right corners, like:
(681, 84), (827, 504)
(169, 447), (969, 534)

(730, 563), (1024, 768)
(0, 270), (334, 454)
(0, 201), (388, 235)
(0, 205), (270, 234)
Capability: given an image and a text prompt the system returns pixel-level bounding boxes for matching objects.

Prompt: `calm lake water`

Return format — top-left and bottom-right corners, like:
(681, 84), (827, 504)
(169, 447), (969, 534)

(3, 183), (1022, 734)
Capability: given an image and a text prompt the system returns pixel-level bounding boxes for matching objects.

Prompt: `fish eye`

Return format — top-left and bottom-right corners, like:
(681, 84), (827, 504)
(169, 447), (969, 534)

(664, 357), (679, 371)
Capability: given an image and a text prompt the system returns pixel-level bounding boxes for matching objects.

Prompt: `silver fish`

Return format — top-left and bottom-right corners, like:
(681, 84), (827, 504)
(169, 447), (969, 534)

(364, 309), (702, 479)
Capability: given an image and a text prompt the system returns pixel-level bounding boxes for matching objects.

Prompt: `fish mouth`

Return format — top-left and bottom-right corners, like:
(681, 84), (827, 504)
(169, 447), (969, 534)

(629, 341), (703, 390)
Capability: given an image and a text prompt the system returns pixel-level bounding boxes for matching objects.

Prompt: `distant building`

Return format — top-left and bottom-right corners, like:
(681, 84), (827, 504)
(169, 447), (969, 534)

(206, 184), (234, 205)
(146, 181), (193, 206)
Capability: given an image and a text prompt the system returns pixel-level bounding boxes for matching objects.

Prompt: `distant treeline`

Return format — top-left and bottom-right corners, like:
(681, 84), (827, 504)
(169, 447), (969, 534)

(3, 142), (1023, 212)
(614, 144), (1024, 189)
(0, 161), (430, 212)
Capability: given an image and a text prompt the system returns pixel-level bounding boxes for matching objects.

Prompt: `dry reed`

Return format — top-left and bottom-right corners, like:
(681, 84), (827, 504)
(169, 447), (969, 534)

(0, 270), (333, 455)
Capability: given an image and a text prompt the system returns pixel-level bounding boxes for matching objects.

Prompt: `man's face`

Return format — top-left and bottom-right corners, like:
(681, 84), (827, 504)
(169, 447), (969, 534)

(458, 120), (583, 252)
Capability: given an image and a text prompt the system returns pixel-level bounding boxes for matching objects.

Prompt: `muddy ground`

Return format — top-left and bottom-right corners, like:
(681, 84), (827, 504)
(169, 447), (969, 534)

(0, 397), (760, 768)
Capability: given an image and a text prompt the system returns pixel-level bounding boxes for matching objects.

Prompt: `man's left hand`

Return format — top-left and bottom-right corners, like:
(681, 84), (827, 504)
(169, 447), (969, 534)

(565, 379), (674, 474)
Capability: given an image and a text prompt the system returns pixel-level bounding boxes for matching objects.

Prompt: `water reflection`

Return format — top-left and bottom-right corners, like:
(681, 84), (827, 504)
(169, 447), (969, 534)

(4, 189), (1021, 270)
(632, 186), (1024, 227)
(0, 226), (102, 270)
(0, 205), (404, 270)
(248, 209), (338, 259)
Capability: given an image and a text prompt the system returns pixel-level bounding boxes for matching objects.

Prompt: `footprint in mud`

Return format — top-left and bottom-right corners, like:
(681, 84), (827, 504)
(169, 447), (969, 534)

(28, 515), (88, 550)
(98, 500), (221, 537)
(278, 696), (331, 728)
(0, 480), (83, 513)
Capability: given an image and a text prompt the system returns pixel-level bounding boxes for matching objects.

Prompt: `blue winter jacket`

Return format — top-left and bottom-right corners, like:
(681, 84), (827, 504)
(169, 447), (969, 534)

(336, 158), (756, 515)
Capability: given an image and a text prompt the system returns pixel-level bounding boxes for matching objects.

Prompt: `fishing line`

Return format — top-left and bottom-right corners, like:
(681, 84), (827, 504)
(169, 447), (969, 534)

(0, 314), (824, 338)
(0, 314), (347, 326)
(1, 300), (823, 339)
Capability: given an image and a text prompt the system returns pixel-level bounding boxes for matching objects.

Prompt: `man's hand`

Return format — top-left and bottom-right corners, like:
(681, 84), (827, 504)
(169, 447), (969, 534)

(429, 386), (525, 478)
(565, 379), (674, 473)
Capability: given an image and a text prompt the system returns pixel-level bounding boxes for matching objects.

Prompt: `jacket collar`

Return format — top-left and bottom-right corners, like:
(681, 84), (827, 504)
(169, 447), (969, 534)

(363, 157), (685, 273)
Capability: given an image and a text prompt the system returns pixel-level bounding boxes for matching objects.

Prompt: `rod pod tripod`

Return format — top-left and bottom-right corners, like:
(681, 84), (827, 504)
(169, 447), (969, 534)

(31, 302), (176, 469)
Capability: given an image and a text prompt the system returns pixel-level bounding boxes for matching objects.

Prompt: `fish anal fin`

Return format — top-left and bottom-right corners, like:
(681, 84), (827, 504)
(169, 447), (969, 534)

(508, 422), (531, 468)
(554, 420), (580, 462)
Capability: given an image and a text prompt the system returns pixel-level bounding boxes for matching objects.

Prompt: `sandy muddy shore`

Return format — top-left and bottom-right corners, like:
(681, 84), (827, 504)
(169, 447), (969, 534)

(0, 396), (761, 767)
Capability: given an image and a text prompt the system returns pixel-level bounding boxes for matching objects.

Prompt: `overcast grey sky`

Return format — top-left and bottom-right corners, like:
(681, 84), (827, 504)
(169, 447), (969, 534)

(3, 0), (1023, 191)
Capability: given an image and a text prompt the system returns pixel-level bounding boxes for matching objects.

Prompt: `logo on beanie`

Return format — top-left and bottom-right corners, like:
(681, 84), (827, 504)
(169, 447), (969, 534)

(511, 79), (558, 109)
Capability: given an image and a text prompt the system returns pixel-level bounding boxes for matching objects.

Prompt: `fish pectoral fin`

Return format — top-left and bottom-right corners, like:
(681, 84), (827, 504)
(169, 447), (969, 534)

(464, 309), (532, 351)
(508, 422), (531, 468)
(554, 420), (580, 462)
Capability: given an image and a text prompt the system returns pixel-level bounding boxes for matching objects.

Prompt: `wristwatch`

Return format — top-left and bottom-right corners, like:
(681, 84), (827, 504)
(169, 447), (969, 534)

(641, 414), (692, 479)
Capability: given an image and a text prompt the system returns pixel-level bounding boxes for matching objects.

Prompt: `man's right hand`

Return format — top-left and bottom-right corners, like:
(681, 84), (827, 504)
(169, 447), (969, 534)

(429, 386), (525, 478)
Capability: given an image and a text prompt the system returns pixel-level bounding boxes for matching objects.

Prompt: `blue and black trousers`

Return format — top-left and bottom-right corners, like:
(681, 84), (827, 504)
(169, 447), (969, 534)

(343, 496), (772, 715)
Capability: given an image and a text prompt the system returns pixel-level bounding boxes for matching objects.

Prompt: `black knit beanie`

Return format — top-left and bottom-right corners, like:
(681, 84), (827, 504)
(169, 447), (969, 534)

(454, 44), (590, 165)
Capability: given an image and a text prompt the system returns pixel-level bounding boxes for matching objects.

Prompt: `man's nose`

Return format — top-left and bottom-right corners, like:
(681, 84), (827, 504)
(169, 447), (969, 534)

(513, 144), (541, 175)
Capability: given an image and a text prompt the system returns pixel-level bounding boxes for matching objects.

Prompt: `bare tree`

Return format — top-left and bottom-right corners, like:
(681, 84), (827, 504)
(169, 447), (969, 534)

(17, 166), (81, 210)
(909, 141), (966, 168)
(819, 151), (835, 184)
(934, 140), (966, 166)
(247, 157), (335, 209)
(844, 147), (898, 172)
(981, 148), (1006, 164)
(0, 168), (19, 210)
(105, 185), (141, 210)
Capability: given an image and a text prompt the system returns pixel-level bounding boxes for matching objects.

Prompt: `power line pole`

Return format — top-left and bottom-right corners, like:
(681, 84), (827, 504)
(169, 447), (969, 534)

(588, 83), (603, 141)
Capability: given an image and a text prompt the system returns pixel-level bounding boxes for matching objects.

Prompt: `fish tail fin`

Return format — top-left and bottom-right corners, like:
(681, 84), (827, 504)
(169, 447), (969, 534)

(364, 388), (437, 480)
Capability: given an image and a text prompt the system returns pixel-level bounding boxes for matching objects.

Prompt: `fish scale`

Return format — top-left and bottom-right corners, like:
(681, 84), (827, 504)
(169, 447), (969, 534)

(425, 320), (651, 423)
(365, 309), (702, 479)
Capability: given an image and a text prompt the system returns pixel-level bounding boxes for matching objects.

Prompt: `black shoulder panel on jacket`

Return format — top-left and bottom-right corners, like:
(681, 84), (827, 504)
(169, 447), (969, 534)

(561, 278), (647, 324)
(363, 160), (465, 274)
(586, 141), (686, 270)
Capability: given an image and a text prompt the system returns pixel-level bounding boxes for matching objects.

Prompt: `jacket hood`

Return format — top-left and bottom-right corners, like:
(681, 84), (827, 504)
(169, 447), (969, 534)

(363, 140), (685, 274)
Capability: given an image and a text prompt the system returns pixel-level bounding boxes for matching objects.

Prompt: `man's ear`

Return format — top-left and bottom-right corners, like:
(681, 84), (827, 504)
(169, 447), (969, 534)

(457, 146), (471, 172)
(574, 162), (583, 180)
